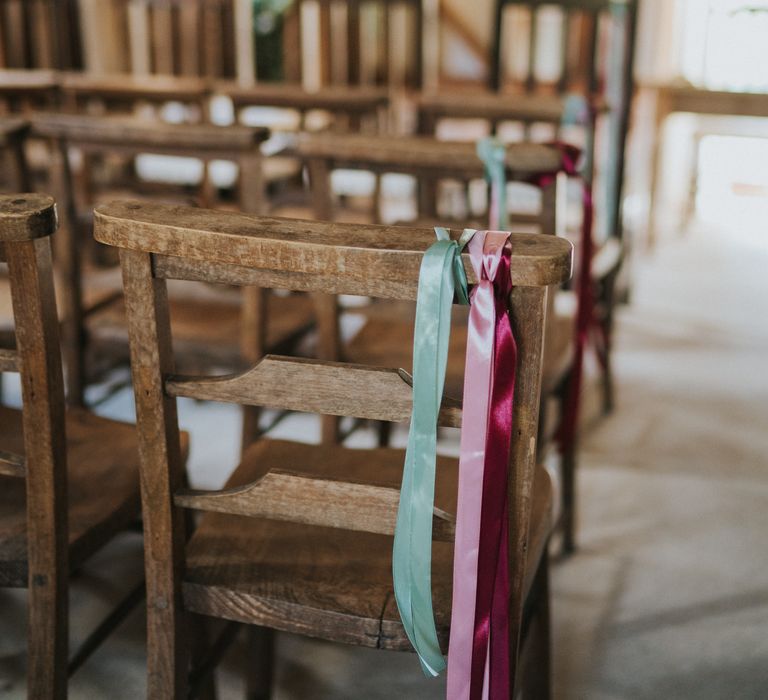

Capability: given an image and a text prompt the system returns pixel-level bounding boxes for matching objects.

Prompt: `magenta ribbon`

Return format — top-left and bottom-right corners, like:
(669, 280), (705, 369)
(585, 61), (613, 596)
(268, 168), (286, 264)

(447, 231), (517, 700)
(524, 142), (594, 455)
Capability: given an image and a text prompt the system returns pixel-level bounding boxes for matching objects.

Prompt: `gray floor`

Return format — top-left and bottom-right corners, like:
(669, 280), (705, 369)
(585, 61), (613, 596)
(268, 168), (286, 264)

(2, 220), (767, 698)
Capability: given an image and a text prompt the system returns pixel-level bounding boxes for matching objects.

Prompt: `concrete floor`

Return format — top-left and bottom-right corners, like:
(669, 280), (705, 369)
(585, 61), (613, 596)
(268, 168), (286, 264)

(1, 219), (767, 698)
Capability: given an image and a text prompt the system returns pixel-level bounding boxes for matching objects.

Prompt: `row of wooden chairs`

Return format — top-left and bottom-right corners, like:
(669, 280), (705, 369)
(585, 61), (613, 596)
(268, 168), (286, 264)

(1, 192), (572, 697)
(0, 95), (617, 550)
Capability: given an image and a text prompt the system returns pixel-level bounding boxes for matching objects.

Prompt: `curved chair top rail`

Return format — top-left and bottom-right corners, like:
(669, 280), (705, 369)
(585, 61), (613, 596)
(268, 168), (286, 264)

(31, 113), (270, 152)
(417, 91), (609, 122)
(499, 0), (625, 8)
(295, 132), (565, 178)
(59, 72), (210, 101)
(219, 82), (390, 112)
(0, 194), (57, 242)
(94, 201), (573, 294)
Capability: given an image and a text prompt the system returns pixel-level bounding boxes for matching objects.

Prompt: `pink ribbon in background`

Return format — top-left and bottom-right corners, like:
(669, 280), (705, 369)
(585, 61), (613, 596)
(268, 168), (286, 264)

(447, 231), (517, 700)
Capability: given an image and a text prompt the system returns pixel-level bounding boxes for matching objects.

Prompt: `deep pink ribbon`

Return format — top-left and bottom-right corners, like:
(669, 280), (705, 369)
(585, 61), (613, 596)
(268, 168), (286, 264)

(528, 142), (595, 455)
(447, 232), (516, 700)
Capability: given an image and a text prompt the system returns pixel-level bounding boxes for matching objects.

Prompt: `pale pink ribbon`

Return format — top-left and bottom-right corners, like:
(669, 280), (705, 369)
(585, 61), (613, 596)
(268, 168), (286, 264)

(446, 230), (510, 700)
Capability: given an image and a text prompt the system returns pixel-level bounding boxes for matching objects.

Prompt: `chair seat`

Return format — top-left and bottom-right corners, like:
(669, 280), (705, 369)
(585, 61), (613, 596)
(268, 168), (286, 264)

(0, 406), (141, 586)
(345, 306), (468, 399)
(345, 291), (574, 400)
(89, 289), (316, 369)
(182, 438), (553, 651)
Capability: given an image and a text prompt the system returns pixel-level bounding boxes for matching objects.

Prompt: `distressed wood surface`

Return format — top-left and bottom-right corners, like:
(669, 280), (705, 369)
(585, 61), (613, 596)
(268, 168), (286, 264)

(95, 201), (574, 290)
(166, 354), (462, 427)
(32, 113), (269, 152)
(59, 71), (210, 103)
(182, 440), (552, 650)
(0, 193), (56, 242)
(105, 200), (567, 696)
(295, 132), (565, 177)
(221, 81), (389, 112)
(0, 196), (144, 697)
(0, 347), (18, 371)
(175, 467), (456, 541)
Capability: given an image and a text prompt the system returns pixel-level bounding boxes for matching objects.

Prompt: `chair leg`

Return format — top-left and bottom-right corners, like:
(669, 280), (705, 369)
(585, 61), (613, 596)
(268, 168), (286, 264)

(189, 616), (217, 700)
(561, 440), (577, 556)
(146, 603), (190, 700)
(245, 627), (275, 700)
(527, 555), (552, 700)
(377, 420), (392, 448)
(27, 566), (68, 699)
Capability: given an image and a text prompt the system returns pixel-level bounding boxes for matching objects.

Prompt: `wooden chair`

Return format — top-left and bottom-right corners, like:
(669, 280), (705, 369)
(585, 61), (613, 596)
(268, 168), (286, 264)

(94, 199), (571, 698)
(0, 193), (145, 698)
(32, 113), (315, 432)
(297, 132), (600, 553)
(297, 132), (573, 452)
(281, 0), (436, 93)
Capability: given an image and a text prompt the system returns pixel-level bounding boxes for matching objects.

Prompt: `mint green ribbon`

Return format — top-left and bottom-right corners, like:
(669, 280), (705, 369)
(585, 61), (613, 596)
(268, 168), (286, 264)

(393, 226), (474, 677)
(477, 137), (508, 230)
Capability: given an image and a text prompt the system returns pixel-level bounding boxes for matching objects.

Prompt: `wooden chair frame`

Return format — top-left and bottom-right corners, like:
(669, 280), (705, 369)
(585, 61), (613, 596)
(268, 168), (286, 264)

(94, 199), (571, 698)
(31, 113), (273, 409)
(0, 193), (145, 698)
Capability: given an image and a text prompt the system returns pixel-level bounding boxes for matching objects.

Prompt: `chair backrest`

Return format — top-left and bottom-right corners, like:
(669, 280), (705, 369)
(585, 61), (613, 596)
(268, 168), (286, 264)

(94, 198), (571, 695)
(106, 0), (239, 80)
(0, 0), (81, 70)
(31, 112), (270, 404)
(297, 132), (562, 230)
(0, 193), (68, 652)
(0, 117), (30, 191)
(285, 0), (434, 91)
(490, 0), (636, 96)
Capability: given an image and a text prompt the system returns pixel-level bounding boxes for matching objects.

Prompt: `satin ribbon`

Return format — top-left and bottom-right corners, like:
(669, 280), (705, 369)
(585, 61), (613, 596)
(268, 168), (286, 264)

(393, 226), (475, 677)
(481, 133), (596, 461)
(477, 138), (508, 230)
(446, 232), (516, 700)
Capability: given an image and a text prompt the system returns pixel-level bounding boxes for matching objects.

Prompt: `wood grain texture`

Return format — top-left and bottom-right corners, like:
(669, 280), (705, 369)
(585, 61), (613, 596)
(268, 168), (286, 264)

(59, 71), (210, 103)
(221, 81), (388, 112)
(166, 354), (463, 427)
(0, 347), (18, 371)
(182, 440), (553, 650)
(0, 193), (56, 242)
(296, 132), (565, 177)
(119, 248), (190, 699)
(0, 405), (141, 585)
(94, 201), (574, 290)
(175, 467), (456, 541)
(31, 113), (269, 152)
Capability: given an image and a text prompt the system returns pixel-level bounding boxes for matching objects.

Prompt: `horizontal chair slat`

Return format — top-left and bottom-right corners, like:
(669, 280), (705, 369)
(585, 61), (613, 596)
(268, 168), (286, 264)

(174, 468), (456, 542)
(0, 347), (18, 372)
(156, 255), (419, 301)
(166, 355), (463, 427)
(0, 450), (25, 478)
(94, 201), (573, 290)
